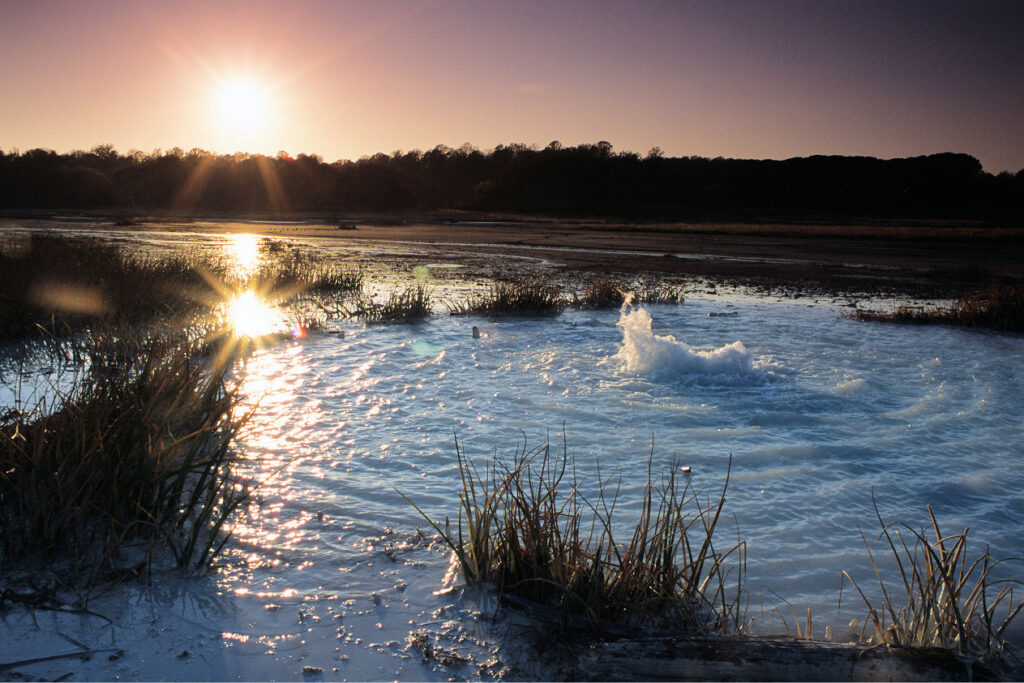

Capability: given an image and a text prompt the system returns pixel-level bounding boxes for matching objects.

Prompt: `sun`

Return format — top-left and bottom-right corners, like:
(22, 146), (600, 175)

(214, 76), (271, 131)
(207, 72), (276, 142)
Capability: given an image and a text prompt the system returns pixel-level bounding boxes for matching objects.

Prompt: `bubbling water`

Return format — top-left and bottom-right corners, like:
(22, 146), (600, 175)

(4, 243), (1024, 679)
(615, 305), (773, 384)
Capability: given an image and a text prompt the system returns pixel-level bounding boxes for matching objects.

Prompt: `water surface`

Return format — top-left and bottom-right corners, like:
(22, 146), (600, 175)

(2, 225), (1023, 679)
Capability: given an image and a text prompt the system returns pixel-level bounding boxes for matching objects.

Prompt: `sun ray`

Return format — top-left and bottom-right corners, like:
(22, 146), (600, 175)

(227, 290), (285, 339)
(256, 155), (290, 214)
(173, 152), (215, 212)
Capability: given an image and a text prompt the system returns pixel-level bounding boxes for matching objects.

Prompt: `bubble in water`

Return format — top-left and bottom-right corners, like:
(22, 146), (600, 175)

(614, 306), (772, 384)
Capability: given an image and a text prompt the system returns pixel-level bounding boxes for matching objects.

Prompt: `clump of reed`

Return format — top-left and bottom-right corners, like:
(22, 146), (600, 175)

(841, 499), (1023, 661)
(404, 437), (747, 636)
(0, 233), (364, 341)
(249, 248), (364, 296)
(446, 280), (565, 316)
(569, 279), (685, 309)
(0, 234), (215, 339)
(347, 285), (433, 324)
(850, 282), (1024, 332)
(0, 323), (251, 579)
(634, 283), (686, 305)
(572, 278), (627, 309)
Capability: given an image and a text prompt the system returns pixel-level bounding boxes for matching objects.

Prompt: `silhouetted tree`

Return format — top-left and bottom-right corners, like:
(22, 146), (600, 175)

(0, 144), (1019, 221)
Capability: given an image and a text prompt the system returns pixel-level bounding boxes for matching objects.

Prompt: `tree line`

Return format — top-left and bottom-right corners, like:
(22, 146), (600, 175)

(1, 142), (1022, 221)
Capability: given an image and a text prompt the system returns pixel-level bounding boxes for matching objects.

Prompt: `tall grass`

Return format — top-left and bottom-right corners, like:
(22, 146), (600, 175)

(634, 283), (686, 305)
(850, 282), (1024, 332)
(841, 498), (1023, 660)
(347, 285), (433, 324)
(403, 437), (747, 636)
(446, 280), (565, 317)
(572, 279), (627, 309)
(0, 324), (251, 578)
(248, 247), (364, 296)
(0, 234), (210, 339)
(0, 233), (363, 340)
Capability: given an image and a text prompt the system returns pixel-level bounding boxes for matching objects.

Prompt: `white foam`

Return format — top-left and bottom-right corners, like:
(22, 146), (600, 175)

(833, 377), (867, 394)
(614, 306), (772, 384)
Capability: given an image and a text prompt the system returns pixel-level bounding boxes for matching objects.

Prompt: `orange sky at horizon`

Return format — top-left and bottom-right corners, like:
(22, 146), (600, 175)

(1, 1), (1023, 173)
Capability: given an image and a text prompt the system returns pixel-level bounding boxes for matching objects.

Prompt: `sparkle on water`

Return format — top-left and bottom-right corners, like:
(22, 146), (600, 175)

(227, 290), (285, 338)
(2, 227), (1024, 679)
(199, 294), (1024, 678)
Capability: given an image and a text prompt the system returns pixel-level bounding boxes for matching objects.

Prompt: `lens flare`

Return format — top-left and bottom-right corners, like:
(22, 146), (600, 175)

(228, 290), (284, 338)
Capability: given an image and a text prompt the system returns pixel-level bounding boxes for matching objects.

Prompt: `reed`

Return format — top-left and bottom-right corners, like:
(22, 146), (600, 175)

(0, 323), (251, 578)
(850, 283), (1024, 332)
(841, 498), (1023, 660)
(0, 234), (210, 339)
(572, 279), (627, 309)
(634, 283), (686, 305)
(404, 437), (747, 636)
(0, 233), (363, 340)
(446, 280), (565, 316)
(249, 248), (364, 296)
(347, 285), (433, 324)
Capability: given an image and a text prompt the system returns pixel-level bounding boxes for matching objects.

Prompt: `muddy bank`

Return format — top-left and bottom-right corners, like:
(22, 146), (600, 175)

(12, 215), (1023, 299)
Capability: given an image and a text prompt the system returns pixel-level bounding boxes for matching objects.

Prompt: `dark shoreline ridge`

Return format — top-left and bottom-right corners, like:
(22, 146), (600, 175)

(2, 144), (1022, 221)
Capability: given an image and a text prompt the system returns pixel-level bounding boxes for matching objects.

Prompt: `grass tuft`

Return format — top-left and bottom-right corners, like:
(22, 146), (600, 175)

(403, 436), (747, 636)
(347, 285), (433, 324)
(850, 283), (1024, 332)
(0, 324), (251, 578)
(841, 496), (1023, 660)
(572, 279), (627, 309)
(634, 283), (686, 305)
(446, 280), (565, 316)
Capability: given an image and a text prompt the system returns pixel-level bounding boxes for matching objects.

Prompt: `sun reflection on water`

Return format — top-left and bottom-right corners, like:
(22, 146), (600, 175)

(224, 341), (326, 598)
(227, 233), (262, 280)
(227, 290), (285, 338)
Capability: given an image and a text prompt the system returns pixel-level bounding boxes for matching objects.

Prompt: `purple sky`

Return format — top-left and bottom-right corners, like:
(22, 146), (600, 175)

(1, 0), (1022, 172)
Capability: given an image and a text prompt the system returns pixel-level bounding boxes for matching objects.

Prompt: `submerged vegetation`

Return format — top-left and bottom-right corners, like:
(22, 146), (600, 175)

(404, 438), (747, 636)
(850, 282), (1024, 332)
(0, 325), (250, 578)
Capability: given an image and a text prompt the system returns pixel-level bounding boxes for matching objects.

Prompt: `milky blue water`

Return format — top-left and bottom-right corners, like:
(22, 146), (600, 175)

(3, 223), (1024, 679)
(234, 295), (1024, 622)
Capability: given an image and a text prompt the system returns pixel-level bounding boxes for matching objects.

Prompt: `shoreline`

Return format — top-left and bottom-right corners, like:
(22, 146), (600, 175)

(5, 214), (1023, 300)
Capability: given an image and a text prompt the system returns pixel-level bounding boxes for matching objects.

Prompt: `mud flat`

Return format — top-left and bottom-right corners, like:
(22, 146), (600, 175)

(14, 214), (1024, 298)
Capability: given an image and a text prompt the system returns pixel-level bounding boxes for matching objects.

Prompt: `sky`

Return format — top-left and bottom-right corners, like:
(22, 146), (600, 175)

(1, 0), (1022, 173)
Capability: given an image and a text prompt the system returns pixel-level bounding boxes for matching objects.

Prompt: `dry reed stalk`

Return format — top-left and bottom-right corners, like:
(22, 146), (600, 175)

(841, 496), (1023, 660)
(0, 323), (252, 578)
(403, 435), (747, 636)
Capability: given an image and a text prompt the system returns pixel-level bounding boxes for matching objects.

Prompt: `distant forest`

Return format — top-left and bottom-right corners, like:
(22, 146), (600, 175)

(2, 142), (1022, 221)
